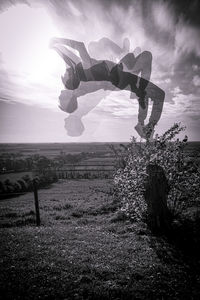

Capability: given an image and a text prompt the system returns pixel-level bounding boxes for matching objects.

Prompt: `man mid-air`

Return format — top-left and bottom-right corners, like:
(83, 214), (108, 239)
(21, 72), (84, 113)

(50, 37), (165, 139)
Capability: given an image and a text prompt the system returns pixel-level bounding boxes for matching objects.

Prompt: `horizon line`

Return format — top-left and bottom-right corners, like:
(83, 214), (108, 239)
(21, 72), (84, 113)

(0, 141), (200, 144)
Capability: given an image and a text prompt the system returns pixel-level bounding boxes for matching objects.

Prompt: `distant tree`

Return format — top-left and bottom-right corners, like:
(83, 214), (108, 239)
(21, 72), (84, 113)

(14, 182), (22, 192)
(17, 179), (28, 191)
(0, 181), (4, 193)
(4, 179), (15, 193)
(36, 156), (51, 173)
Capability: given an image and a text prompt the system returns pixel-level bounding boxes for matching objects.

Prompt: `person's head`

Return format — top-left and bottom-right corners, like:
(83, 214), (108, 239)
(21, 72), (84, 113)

(59, 90), (78, 113)
(64, 115), (84, 136)
(62, 67), (80, 90)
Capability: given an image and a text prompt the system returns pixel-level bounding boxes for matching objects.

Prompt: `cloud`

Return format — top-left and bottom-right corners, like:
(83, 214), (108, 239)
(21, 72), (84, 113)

(96, 90), (139, 119)
(192, 64), (200, 71)
(175, 22), (200, 57)
(151, 1), (175, 33)
(192, 75), (200, 86)
(173, 86), (182, 95)
(0, 0), (200, 141)
(170, 85), (200, 122)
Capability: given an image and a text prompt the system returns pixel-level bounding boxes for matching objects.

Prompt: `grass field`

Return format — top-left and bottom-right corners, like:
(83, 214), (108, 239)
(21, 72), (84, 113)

(1, 179), (200, 299)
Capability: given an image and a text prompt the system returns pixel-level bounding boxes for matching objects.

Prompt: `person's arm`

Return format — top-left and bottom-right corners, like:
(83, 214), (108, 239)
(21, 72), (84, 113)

(50, 37), (91, 65)
(51, 46), (75, 68)
(51, 43), (81, 65)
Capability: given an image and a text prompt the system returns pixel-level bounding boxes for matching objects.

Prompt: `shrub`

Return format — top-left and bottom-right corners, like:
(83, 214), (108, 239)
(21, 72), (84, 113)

(0, 181), (4, 193)
(4, 179), (16, 193)
(14, 182), (22, 192)
(17, 179), (28, 191)
(113, 123), (200, 221)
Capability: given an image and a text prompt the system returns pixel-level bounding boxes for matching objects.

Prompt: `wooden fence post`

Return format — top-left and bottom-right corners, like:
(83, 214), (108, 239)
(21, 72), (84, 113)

(144, 164), (171, 234)
(33, 180), (41, 226)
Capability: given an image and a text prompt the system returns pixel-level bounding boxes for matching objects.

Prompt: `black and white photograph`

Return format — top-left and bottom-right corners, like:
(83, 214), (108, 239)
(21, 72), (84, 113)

(0, 0), (200, 299)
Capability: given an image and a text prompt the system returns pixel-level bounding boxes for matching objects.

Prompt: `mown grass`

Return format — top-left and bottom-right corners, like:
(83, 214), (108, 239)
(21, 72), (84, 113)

(0, 179), (200, 299)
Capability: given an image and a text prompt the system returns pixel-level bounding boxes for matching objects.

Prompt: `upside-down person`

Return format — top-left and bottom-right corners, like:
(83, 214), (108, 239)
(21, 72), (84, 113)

(50, 37), (165, 139)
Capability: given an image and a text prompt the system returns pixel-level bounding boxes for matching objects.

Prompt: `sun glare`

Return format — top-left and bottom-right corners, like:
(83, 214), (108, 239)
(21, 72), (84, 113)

(27, 37), (61, 82)
(0, 4), (63, 83)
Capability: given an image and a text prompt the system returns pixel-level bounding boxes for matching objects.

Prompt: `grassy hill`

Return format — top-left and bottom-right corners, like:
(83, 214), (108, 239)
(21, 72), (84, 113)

(1, 179), (200, 299)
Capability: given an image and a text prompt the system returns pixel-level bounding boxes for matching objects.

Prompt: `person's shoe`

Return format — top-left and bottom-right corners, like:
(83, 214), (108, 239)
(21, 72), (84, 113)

(135, 123), (145, 138)
(148, 129), (155, 141)
(143, 124), (155, 140)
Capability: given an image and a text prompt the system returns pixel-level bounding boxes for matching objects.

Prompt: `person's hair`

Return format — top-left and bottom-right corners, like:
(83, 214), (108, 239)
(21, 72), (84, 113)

(64, 68), (80, 90)
(64, 116), (84, 136)
(58, 90), (78, 113)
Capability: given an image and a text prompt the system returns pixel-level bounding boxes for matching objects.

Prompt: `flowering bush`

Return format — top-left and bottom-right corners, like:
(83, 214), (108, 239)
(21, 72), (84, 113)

(113, 123), (200, 221)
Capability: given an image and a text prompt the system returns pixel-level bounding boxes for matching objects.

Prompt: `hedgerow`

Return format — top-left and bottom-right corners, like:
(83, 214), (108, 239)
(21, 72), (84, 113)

(113, 123), (200, 221)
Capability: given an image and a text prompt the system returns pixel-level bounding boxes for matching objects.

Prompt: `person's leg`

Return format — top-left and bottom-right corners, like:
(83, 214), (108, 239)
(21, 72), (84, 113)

(134, 97), (149, 138)
(130, 52), (152, 138)
(132, 51), (152, 84)
(120, 53), (136, 70)
(120, 52), (152, 108)
(146, 82), (165, 125)
(110, 68), (138, 92)
(138, 97), (149, 125)
(144, 82), (165, 138)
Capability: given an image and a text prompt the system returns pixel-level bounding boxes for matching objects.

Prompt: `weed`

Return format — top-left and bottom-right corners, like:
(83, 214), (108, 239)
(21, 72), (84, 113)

(52, 205), (63, 211)
(110, 210), (128, 223)
(54, 215), (69, 220)
(4, 212), (18, 218)
(63, 203), (73, 210)
(76, 218), (89, 225)
(97, 201), (119, 215)
(22, 210), (35, 217)
(71, 210), (84, 218)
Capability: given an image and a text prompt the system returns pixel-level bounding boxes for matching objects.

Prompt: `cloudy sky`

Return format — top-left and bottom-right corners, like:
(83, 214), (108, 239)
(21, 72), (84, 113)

(0, 0), (200, 142)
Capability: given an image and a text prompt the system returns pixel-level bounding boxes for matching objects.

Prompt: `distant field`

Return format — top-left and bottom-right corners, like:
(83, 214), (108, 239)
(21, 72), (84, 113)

(0, 142), (199, 159)
(80, 157), (115, 164)
(0, 143), (119, 158)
